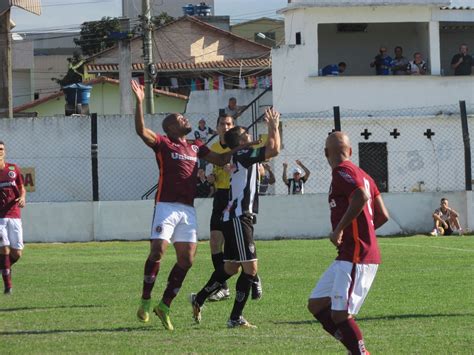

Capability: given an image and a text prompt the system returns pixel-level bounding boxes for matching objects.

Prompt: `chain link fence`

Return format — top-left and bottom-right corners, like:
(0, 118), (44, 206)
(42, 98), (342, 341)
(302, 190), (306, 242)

(1, 103), (472, 202)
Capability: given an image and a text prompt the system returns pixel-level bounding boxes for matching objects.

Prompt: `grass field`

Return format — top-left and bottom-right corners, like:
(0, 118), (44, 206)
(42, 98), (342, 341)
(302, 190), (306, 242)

(1, 236), (473, 354)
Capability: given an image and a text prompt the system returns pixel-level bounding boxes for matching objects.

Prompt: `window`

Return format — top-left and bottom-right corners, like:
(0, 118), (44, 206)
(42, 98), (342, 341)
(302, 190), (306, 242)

(295, 32), (301, 45)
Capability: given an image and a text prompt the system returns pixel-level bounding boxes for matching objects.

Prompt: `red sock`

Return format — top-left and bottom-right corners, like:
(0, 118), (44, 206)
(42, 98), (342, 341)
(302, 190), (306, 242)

(142, 258), (160, 300)
(313, 306), (352, 348)
(337, 318), (368, 354)
(162, 264), (188, 307)
(0, 254), (12, 289)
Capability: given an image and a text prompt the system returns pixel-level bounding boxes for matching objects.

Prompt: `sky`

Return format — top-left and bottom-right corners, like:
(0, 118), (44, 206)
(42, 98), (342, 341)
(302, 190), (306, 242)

(11, 0), (287, 32)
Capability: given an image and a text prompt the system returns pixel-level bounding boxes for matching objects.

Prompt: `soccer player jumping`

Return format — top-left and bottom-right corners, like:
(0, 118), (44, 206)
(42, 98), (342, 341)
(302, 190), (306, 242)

(131, 81), (248, 331)
(307, 132), (389, 354)
(190, 107), (281, 328)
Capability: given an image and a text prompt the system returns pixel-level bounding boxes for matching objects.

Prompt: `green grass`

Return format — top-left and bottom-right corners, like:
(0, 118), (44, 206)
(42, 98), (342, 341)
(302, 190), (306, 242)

(1, 236), (473, 354)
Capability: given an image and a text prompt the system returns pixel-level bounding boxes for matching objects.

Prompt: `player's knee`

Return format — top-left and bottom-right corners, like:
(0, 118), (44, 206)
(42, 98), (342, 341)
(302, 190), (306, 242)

(10, 250), (21, 263)
(331, 310), (350, 324)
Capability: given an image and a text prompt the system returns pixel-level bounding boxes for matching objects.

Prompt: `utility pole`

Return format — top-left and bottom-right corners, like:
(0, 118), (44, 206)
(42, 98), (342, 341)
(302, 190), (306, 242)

(142, 0), (155, 114)
(0, 9), (13, 118)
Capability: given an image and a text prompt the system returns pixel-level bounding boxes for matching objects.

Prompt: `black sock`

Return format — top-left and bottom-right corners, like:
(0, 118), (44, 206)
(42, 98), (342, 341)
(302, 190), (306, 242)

(211, 252), (228, 289)
(230, 272), (253, 320)
(195, 267), (231, 306)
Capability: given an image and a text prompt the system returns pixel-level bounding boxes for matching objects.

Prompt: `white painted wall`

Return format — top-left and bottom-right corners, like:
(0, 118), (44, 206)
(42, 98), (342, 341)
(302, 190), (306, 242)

(272, 73), (474, 113)
(21, 191), (471, 243)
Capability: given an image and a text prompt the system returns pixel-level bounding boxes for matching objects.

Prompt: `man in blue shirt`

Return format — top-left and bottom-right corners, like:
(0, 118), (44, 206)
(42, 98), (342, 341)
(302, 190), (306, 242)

(320, 62), (347, 76)
(370, 47), (392, 75)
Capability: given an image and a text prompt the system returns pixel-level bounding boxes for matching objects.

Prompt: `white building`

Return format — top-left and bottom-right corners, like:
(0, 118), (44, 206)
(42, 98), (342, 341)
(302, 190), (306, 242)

(271, 0), (474, 194)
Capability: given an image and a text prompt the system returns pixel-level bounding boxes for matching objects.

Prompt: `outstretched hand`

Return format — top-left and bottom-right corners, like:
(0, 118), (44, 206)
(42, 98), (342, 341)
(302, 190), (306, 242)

(130, 80), (145, 102)
(263, 107), (280, 128)
(15, 196), (25, 208)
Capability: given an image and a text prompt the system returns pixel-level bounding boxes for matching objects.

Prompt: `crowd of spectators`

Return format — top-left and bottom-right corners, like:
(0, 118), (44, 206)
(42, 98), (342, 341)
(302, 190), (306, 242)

(319, 43), (473, 76)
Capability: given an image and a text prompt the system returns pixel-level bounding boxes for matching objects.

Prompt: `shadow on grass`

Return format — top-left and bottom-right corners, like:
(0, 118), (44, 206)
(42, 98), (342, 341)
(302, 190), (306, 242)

(0, 325), (156, 336)
(273, 312), (473, 325)
(0, 304), (103, 313)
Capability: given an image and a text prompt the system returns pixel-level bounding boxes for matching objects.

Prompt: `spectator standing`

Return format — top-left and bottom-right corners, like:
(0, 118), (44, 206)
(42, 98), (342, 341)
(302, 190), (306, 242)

(258, 163), (276, 196)
(194, 119), (216, 144)
(223, 97), (243, 119)
(196, 168), (214, 198)
(451, 44), (473, 76)
(391, 46), (409, 75)
(408, 52), (428, 75)
(0, 141), (26, 295)
(320, 62), (347, 76)
(282, 160), (311, 195)
(370, 47), (392, 75)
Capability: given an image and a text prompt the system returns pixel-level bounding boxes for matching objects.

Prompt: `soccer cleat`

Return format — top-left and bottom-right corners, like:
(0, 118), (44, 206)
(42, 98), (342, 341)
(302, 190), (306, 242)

(429, 229), (438, 236)
(227, 316), (257, 329)
(251, 275), (263, 300)
(4, 287), (12, 295)
(153, 301), (174, 331)
(137, 298), (151, 323)
(208, 287), (231, 302)
(189, 293), (201, 324)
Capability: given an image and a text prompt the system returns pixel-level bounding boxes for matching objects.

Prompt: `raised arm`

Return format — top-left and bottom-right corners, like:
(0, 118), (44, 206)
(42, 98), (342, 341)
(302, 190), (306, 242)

(265, 164), (276, 185)
(282, 162), (289, 185)
(131, 80), (156, 147)
(264, 108), (281, 160)
(296, 160), (311, 181)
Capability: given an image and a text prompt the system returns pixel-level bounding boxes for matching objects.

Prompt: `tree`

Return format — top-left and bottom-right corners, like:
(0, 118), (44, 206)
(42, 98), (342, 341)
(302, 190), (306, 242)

(51, 52), (83, 87)
(152, 12), (174, 27)
(74, 17), (120, 56)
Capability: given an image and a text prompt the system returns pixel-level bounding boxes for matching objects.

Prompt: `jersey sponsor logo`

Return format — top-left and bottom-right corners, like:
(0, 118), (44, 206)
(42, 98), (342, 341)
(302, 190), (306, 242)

(191, 145), (199, 153)
(237, 149), (249, 155)
(0, 181), (16, 188)
(9, 166), (15, 171)
(329, 198), (336, 208)
(8, 171), (16, 179)
(338, 170), (355, 185)
(171, 152), (198, 162)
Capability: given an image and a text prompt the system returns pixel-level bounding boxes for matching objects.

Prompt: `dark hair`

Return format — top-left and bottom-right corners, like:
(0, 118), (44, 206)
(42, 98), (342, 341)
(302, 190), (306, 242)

(162, 113), (179, 134)
(216, 114), (234, 127)
(441, 198), (448, 203)
(224, 126), (245, 149)
(229, 97), (237, 102)
(395, 46), (403, 51)
(338, 62), (347, 67)
(0, 141), (4, 146)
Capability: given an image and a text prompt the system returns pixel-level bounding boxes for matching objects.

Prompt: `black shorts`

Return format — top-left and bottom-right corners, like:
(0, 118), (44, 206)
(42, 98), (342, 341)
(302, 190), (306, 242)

(444, 221), (453, 236)
(222, 215), (257, 262)
(210, 189), (229, 232)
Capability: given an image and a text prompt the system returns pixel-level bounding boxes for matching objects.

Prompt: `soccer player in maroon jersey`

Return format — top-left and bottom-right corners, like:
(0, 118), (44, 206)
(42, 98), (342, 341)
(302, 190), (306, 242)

(0, 141), (26, 295)
(131, 81), (246, 330)
(307, 132), (389, 354)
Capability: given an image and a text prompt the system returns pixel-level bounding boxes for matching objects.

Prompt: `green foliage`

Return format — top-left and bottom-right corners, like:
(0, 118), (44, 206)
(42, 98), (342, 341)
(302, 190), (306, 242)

(74, 16), (121, 56)
(1, 236), (473, 353)
(152, 12), (174, 27)
(51, 51), (83, 87)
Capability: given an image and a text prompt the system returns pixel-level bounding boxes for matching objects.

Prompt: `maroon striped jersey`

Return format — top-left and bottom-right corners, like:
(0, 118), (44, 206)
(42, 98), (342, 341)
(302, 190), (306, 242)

(329, 160), (381, 264)
(152, 133), (210, 206)
(0, 163), (23, 218)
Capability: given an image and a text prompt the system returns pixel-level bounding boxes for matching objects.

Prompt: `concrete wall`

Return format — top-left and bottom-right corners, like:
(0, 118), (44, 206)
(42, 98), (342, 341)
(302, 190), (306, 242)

(21, 191), (471, 243)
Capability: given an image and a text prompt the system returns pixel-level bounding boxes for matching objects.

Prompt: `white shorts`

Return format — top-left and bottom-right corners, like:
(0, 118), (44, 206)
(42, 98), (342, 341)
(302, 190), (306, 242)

(309, 260), (378, 315)
(0, 218), (24, 250)
(150, 202), (197, 243)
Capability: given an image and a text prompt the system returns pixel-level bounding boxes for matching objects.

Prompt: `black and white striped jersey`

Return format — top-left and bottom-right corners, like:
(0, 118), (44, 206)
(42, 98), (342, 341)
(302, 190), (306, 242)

(223, 147), (266, 221)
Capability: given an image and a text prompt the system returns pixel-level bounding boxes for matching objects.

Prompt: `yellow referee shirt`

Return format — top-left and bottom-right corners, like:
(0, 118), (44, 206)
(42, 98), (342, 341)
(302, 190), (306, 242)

(210, 141), (231, 189)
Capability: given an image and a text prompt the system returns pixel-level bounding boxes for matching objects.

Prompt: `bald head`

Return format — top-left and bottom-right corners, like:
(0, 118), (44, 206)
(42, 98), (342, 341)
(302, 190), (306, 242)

(325, 132), (352, 168)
